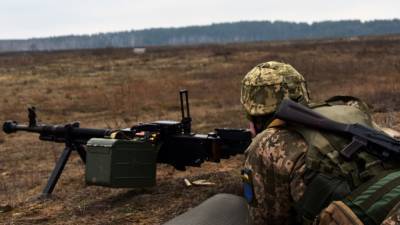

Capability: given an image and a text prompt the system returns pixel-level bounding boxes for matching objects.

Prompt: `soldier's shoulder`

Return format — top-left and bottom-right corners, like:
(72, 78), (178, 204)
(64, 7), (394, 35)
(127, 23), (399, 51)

(256, 126), (305, 144)
(245, 126), (307, 157)
(244, 125), (308, 182)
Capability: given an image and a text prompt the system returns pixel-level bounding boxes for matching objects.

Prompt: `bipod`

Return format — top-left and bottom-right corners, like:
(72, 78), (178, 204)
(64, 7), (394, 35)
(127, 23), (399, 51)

(40, 122), (86, 198)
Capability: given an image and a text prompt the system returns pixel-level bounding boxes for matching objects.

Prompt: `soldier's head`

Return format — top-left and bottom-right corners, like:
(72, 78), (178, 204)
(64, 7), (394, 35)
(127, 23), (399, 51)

(241, 61), (310, 135)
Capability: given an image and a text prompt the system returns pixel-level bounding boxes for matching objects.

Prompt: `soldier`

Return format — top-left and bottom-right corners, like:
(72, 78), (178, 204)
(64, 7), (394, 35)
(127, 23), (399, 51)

(241, 61), (310, 225)
(241, 61), (400, 225)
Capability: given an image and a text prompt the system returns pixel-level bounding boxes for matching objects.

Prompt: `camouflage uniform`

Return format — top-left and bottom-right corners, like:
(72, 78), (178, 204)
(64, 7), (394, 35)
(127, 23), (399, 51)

(241, 61), (310, 225)
(243, 102), (397, 225)
(244, 126), (308, 225)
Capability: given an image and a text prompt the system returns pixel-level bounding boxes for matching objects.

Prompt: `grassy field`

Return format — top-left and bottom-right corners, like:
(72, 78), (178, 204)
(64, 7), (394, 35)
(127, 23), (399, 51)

(0, 35), (400, 224)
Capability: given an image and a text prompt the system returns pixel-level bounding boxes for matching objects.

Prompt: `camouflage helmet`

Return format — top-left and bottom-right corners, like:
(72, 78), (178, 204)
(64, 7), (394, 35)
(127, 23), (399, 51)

(241, 61), (310, 116)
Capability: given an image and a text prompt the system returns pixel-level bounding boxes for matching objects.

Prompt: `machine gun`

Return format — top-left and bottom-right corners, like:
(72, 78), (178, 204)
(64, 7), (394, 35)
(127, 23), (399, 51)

(275, 99), (400, 160)
(3, 90), (251, 196)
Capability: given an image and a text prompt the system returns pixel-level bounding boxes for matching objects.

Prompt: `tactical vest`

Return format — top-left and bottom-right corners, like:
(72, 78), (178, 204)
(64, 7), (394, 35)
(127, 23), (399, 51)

(292, 96), (400, 225)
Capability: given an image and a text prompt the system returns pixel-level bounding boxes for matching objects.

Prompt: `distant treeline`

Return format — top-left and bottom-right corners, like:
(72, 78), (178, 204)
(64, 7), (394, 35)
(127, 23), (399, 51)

(1, 19), (400, 52)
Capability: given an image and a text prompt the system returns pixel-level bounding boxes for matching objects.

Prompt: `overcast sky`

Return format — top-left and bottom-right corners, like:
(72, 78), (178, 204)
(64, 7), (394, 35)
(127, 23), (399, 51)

(0, 0), (399, 40)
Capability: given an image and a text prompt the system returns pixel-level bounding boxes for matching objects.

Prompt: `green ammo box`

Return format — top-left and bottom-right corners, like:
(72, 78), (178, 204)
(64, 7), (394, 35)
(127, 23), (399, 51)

(85, 138), (159, 188)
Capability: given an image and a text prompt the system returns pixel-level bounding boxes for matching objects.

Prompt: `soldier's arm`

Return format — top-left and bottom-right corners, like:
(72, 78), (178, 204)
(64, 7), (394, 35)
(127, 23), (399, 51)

(244, 127), (308, 225)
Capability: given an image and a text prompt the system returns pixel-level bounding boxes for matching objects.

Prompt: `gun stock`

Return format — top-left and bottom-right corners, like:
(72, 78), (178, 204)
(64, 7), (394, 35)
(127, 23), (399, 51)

(275, 99), (400, 160)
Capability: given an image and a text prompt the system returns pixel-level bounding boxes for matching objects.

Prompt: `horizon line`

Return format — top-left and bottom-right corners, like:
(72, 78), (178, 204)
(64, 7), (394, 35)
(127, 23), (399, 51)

(1, 18), (399, 41)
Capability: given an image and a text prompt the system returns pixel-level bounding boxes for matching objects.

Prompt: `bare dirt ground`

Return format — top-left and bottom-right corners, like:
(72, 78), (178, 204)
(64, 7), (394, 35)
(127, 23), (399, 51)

(0, 35), (400, 224)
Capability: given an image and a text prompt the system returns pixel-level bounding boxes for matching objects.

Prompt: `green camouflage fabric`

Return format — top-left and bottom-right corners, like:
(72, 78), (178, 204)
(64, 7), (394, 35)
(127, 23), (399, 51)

(244, 127), (308, 225)
(241, 61), (309, 116)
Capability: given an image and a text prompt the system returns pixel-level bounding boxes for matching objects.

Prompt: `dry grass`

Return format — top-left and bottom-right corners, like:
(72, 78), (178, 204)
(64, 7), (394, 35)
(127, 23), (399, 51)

(0, 35), (400, 224)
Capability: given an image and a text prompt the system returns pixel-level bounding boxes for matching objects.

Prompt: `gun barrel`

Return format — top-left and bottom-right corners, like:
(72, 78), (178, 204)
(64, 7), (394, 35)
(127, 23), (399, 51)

(3, 120), (112, 144)
(3, 121), (31, 133)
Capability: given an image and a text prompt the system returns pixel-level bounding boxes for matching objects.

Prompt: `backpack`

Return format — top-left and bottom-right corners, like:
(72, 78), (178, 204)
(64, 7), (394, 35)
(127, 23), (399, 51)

(292, 96), (400, 225)
(317, 171), (400, 225)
